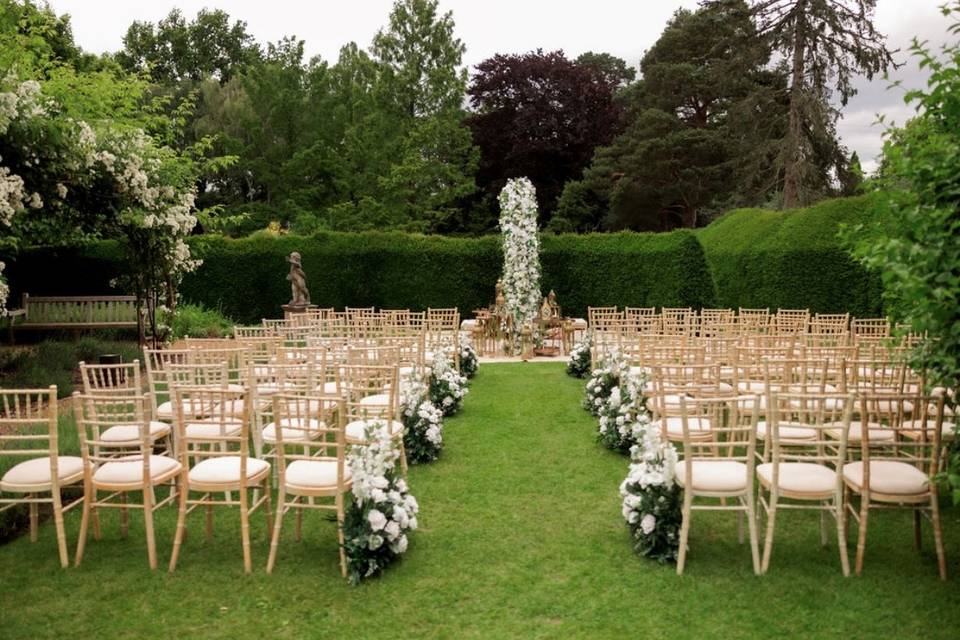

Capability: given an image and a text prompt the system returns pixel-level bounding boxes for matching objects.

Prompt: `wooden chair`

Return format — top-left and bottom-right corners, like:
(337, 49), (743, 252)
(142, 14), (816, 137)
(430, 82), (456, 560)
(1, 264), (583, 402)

(342, 364), (406, 473)
(0, 387), (82, 567)
(266, 395), (351, 575)
(844, 392), (947, 579)
(74, 393), (181, 569)
(168, 387), (272, 573)
(143, 347), (192, 422)
(675, 394), (761, 575)
(756, 391), (854, 575)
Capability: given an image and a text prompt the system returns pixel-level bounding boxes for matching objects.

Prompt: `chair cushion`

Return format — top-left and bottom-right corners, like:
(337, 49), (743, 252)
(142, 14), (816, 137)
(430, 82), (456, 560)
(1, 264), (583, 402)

(0, 456), (84, 492)
(345, 419), (404, 442)
(315, 381), (338, 394)
(263, 419), (325, 444)
(359, 393), (392, 407)
(756, 462), (837, 496)
(156, 399), (210, 419)
(675, 460), (748, 492)
(188, 456), (270, 485)
(285, 459), (352, 489)
(842, 460), (929, 496)
(93, 455), (181, 487)
(756, 421), (818, 442)
(654, 416), (711, 437)
(185, 419), (243, 439)
(100, 421), (171, 443)
(825, 421), (894, 442)
(901, 419), (956, 440)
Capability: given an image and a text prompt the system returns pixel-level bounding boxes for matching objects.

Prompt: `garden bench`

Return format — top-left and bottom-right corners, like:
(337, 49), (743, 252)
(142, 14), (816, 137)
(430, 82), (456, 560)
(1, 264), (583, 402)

(8, 294), (139, 339)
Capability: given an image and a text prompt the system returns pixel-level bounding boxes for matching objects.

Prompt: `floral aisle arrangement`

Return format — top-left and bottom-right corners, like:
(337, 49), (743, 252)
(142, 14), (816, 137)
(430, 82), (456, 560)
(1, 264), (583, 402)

(619, 416), (681, 563)
(497, 177), (542, 349)
(566, 333), (592, 378)
(459, 332), (479, 378)
(399, 374), (444, 464)
(597, 368), (652, 453)
(343, 422), (420, 585)
(582, 351), (622, 415)
(429, 355), (469, 417)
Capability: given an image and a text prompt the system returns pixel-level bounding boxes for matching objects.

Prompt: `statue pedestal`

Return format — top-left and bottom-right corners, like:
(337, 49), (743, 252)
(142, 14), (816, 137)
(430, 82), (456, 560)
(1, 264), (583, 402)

(282, 304), (317, 320)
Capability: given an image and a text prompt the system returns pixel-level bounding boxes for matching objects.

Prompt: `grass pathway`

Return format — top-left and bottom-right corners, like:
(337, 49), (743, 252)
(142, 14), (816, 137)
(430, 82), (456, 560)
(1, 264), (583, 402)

(1, 363), (959, 638)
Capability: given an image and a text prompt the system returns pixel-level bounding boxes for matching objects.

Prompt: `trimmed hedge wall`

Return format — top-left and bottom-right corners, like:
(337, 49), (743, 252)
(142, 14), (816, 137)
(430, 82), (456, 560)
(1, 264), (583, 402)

(6, 229), (716, 324)
(697, 195), (884, 317)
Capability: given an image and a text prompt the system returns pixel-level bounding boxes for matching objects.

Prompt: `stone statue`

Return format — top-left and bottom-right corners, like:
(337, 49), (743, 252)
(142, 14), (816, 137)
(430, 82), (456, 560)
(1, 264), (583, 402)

(286, 252), (310, 306)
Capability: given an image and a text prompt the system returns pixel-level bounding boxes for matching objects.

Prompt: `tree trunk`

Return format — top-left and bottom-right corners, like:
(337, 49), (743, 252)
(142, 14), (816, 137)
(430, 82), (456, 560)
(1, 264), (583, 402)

(782, 4), (807, 209)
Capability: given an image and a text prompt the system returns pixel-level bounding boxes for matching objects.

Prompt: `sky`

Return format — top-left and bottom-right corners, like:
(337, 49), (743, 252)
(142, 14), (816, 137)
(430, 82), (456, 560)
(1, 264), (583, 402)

(48, 0), (956, 173)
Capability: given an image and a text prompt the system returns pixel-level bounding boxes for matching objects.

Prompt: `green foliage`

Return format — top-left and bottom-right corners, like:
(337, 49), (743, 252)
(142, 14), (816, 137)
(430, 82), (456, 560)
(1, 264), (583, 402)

(0, 338), (141, 397)
(168, 303), (235, 339)
(699, 195), (883, 315)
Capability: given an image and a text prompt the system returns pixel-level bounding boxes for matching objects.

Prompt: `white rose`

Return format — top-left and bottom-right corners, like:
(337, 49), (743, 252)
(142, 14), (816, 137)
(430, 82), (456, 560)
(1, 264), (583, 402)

(390, 534), (408, 554)
(367, 509), (387, 531)
(384, 520), (401, 540)
(640, 514), (656, 535)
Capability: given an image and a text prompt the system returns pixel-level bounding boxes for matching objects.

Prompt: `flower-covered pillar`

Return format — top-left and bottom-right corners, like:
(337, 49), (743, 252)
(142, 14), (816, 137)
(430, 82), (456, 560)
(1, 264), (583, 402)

(498, 177), (542, 352)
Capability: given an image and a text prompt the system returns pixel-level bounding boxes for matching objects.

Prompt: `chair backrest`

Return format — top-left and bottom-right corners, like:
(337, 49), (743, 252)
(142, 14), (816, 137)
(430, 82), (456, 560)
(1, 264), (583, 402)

(737, 308), (770, 333)
(173, 387), (251, 465)
(772, 309), (810, 334)
(143, 348), (192, 416)
(271, 394), (348, 492)
(75, 393), (155, 477)
(0, 387), (59, 488)
(677, 394), (759, 466)
(857, 392), (944, 480)
(79, 360), (142, 396)
(166, 362), (230, 388)
(810, 313), (850, 335)
(341, 364), (400, 423)
(844, 359), (905, 394)
(765, 391), (853, 477)
(851, 318), (890, 338)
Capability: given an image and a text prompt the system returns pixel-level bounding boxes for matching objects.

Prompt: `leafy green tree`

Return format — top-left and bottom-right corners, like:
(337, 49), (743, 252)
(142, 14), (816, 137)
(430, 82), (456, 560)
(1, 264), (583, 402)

(844, 5), (960, 500)
(575, 52), (636, 88)
(745, 0), (894, 208)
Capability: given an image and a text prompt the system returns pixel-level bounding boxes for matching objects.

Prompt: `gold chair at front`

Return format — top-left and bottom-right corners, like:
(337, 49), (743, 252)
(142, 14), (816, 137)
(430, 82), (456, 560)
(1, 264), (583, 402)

(266, 395), (352, 576)
(0, 387), (83, 568)
(74, 393), (182, 570)
(675, 394), (761, 576)
(168, 386), (272, 573)
(756, 391), (854, 575)
(843, 392), (947, 580)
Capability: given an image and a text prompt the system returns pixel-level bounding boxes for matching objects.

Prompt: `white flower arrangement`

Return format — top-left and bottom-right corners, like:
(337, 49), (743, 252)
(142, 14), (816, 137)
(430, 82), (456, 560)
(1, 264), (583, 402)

(400, 373), (445, 463)
(566, 331), (592, 378)
(458, 331), (479, 378)
(498, 177), (542, 350)
(582, 349), (622, 415)
(343, 422), (419, 584)
(429, 354), (469, 417)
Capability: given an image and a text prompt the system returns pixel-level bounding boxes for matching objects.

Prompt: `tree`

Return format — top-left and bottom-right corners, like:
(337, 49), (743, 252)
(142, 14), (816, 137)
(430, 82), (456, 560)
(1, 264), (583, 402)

(745, 0), (895, 208)
(117, 8), (261, 84)
(575, 52), (636, 88)
(467, 50), (624, 225)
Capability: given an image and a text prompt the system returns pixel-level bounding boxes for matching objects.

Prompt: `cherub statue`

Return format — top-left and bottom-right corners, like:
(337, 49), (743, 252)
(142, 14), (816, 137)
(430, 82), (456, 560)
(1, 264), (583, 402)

(286, 251), (310, 306)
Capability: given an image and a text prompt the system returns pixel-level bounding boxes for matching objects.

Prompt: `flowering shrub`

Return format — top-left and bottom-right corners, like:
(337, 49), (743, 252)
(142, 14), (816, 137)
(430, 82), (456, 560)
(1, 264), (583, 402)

(429, 356), (469, 417)
(566, 333), (591, 378)
(343, 422), (419, 585)
(582, 352), (621, 415)
(498, 177), (542, 349)
(400, 374), (444, 464)
(459, 332), (479, 378)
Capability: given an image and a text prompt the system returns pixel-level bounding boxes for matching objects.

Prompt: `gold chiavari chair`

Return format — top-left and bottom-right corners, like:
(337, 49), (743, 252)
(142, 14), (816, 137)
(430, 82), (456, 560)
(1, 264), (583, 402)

(143, 347), (192, 422)
(342, 364), (406, 473)
(737, 308), (770, 334)
(772, 309), (810, 335)
(811, 313), (850, 335)
(0, 387), (82, 567)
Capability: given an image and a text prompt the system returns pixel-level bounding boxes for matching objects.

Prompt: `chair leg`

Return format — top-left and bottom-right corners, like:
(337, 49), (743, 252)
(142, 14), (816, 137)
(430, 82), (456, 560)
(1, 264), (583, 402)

(761, 493), (778, 574)
(295, 497), (303, 542)
(75, 489), (92, 567)
(91, 488), (101, 540)
(930, 494), (948, 581)
(29, 498), (38, 542)
(854, 496), (870, 576)
(143, 489), (157, 570)
(913, 509), (922, 551)
(745, 493), (761, 576)
(239, 486), (253, 574)
(266, 490), (286, 573)
(168, 475), (189, 572)
(835, 498), (850, 577)
(676, 492), (693, 576)
(337, 494), (347, 578)
(51, 490), (69, 569)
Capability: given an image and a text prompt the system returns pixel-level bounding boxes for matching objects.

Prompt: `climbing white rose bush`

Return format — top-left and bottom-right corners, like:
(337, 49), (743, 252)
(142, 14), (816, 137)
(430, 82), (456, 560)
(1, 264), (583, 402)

(498, 177), (542, 349)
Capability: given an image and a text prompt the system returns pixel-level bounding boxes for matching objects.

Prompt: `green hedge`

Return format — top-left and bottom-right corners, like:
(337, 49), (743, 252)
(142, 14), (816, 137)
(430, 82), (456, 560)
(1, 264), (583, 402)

(696, 195), (884, 316)
(6, 229), (715, 324)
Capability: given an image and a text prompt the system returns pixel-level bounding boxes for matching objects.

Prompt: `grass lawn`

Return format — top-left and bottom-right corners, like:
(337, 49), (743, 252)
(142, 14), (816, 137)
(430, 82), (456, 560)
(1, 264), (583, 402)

(1, 362), (958, 639)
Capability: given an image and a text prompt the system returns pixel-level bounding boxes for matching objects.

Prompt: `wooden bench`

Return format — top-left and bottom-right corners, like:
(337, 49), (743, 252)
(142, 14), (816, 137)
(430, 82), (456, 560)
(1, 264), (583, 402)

(8, 294), (139, 339)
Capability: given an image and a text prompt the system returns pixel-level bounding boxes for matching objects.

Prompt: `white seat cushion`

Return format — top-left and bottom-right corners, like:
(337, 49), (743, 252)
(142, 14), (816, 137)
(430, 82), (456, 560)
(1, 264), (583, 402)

(359, 393), (392, 407)
(185, 419), (243, 439)
(345, 419), (404, 442)
(756, 462), (837, 496)
(93, 455), (181, 487)
(0, 456), (84, 492)
(285, 459), (352, 489)
(156, 399), (208, 419)
(901, 419), (956, 440)
(825, 421), (894, 442)
(843, 460), (929, 496)
(315, 381), (338, 394)
(188, 456), (270, 485)
(675, 460), (748, 492)
(100, 421), (171, 443)
(756, 421), (818, 441)
(263, 419), (325, 444)
(654, 416), (711, 437)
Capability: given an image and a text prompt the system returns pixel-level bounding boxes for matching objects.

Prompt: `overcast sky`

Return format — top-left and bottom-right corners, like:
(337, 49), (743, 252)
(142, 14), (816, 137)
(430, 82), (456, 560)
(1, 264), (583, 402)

(49, 0), (956, 173)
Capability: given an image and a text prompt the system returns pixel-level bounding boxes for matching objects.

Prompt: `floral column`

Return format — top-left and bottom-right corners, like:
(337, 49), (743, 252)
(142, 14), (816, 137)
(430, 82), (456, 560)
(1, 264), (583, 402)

(498, 177), (542, 352)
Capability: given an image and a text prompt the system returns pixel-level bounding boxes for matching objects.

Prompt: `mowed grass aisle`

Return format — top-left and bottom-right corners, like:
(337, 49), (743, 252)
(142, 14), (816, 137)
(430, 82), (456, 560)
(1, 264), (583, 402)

(1, 363), (959, 639)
